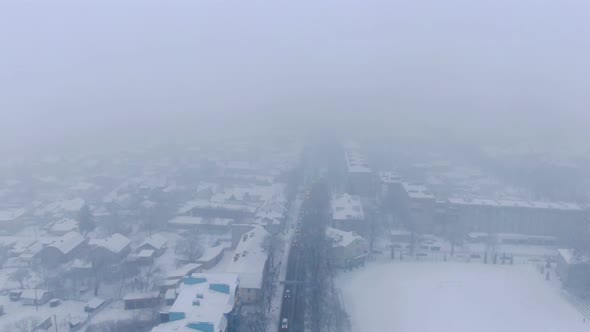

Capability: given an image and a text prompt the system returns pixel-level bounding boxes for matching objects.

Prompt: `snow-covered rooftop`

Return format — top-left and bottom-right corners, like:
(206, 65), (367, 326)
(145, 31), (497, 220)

(345, 150), (371, 173)
(152, 273), (238, 332)
(138, 233), (167, 250)
(89, 233), (130, 254)
(177, 200), (257, 215)
(123, 291), (160, 301)
(402, 183), (435, 200)
(331, 194), (364, 221)
(326, 227), (364, 248)
(225, 226), (270, 289)
(167, 264), (203, 280)
(448, 197), (583, 211)
(49, 217), (78, 233)
(379, 171), (402, 184)
(168, 216), (233, 227)
(197, 245), (225, 264)
(48, 231), (85, 255)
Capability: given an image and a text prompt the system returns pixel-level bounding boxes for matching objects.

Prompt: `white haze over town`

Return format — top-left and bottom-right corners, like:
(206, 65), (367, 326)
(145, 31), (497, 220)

(1, 0), (590, 151)
(1, 1), (590, 332)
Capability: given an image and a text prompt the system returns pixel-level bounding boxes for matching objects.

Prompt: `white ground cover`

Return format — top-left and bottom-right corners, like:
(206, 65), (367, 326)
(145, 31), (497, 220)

(336, 262), (589, 332)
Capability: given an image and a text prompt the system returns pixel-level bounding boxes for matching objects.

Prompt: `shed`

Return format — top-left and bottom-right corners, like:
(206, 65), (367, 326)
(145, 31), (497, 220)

(85, 297), (106, 312)
(21, 289), (52, 306)
(123, 291), (160, 310)
(9, 290), (22, 301)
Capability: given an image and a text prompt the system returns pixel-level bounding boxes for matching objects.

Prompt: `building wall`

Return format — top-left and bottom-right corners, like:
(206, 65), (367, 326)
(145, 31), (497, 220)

(559, 264), (590, 289)
(332, 219), (364, 234)
(34, 247), (66, 266)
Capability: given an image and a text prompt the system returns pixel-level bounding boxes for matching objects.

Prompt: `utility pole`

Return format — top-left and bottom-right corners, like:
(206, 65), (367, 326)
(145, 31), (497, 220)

(54, 314), (58, 332)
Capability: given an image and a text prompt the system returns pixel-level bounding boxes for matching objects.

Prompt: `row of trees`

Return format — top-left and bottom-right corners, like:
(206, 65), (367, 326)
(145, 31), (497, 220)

(300, 181), (350, 332)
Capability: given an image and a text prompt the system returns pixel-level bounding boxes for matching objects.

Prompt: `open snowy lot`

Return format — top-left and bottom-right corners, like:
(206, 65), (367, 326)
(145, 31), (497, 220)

(336, 262), (589, 332)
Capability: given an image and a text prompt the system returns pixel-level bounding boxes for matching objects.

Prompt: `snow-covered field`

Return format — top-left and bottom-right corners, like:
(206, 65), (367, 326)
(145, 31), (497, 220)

(336, 262), (590, 332)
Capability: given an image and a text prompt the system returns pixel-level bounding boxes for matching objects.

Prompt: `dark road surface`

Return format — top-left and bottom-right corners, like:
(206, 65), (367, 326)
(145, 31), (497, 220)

(278, 183), (330, 332)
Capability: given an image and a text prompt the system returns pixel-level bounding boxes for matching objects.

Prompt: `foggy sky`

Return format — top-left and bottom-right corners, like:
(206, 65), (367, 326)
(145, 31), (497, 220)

(1, 0), (590, 152)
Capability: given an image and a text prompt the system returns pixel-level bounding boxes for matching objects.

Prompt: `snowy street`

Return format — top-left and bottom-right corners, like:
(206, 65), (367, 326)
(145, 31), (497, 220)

(266, 196), (303, 332)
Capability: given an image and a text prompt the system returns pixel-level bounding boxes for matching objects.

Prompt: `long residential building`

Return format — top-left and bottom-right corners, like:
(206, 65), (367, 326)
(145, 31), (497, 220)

(401, 183), (436, 233)
(447, 197), (587, 244)
(153, 273), (239, 332)
(344, 144), (374, 197)
(225, 226), (270, 303)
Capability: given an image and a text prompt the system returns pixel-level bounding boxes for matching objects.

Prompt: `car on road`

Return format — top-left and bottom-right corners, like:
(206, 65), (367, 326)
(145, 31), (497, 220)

(284, 288), (291, 299)
(281, 318), (288, 329)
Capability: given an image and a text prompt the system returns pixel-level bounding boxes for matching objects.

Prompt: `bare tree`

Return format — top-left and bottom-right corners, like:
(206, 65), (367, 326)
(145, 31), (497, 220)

(175, 230), (203, 263)
(135, 262), (162, 293)
(485, 233), (499, 260)
(33, 263), (53, 291)
(9, 268), (31, 289)
(90, 252), (109, 296)
(238, 306), (267, 332)
(6, 317), (41, 332)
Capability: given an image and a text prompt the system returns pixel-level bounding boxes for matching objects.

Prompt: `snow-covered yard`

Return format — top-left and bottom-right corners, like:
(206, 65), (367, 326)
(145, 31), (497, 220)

(337, 262), (590, 332)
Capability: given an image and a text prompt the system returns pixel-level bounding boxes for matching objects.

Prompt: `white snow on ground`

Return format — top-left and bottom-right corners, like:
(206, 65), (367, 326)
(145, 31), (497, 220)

(337, 262), (590, 332)
(0, 297), (87, 331)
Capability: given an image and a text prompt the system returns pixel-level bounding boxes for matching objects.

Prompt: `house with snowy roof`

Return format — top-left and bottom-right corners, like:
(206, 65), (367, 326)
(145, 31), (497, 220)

(21, 289), (52, 306)
(136, 233), (168, 257)
(47, 217), (79, 236)
(326, 227), (368, 268)
(152, 273), (239, 332)
(89, 233), (131, 261)
(331, 193), (365, 234)
(225, 226), (270, 303)
(124, 291), (161, 310)
(167, 216), (234, 233)
(34, 231), (87, 266)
